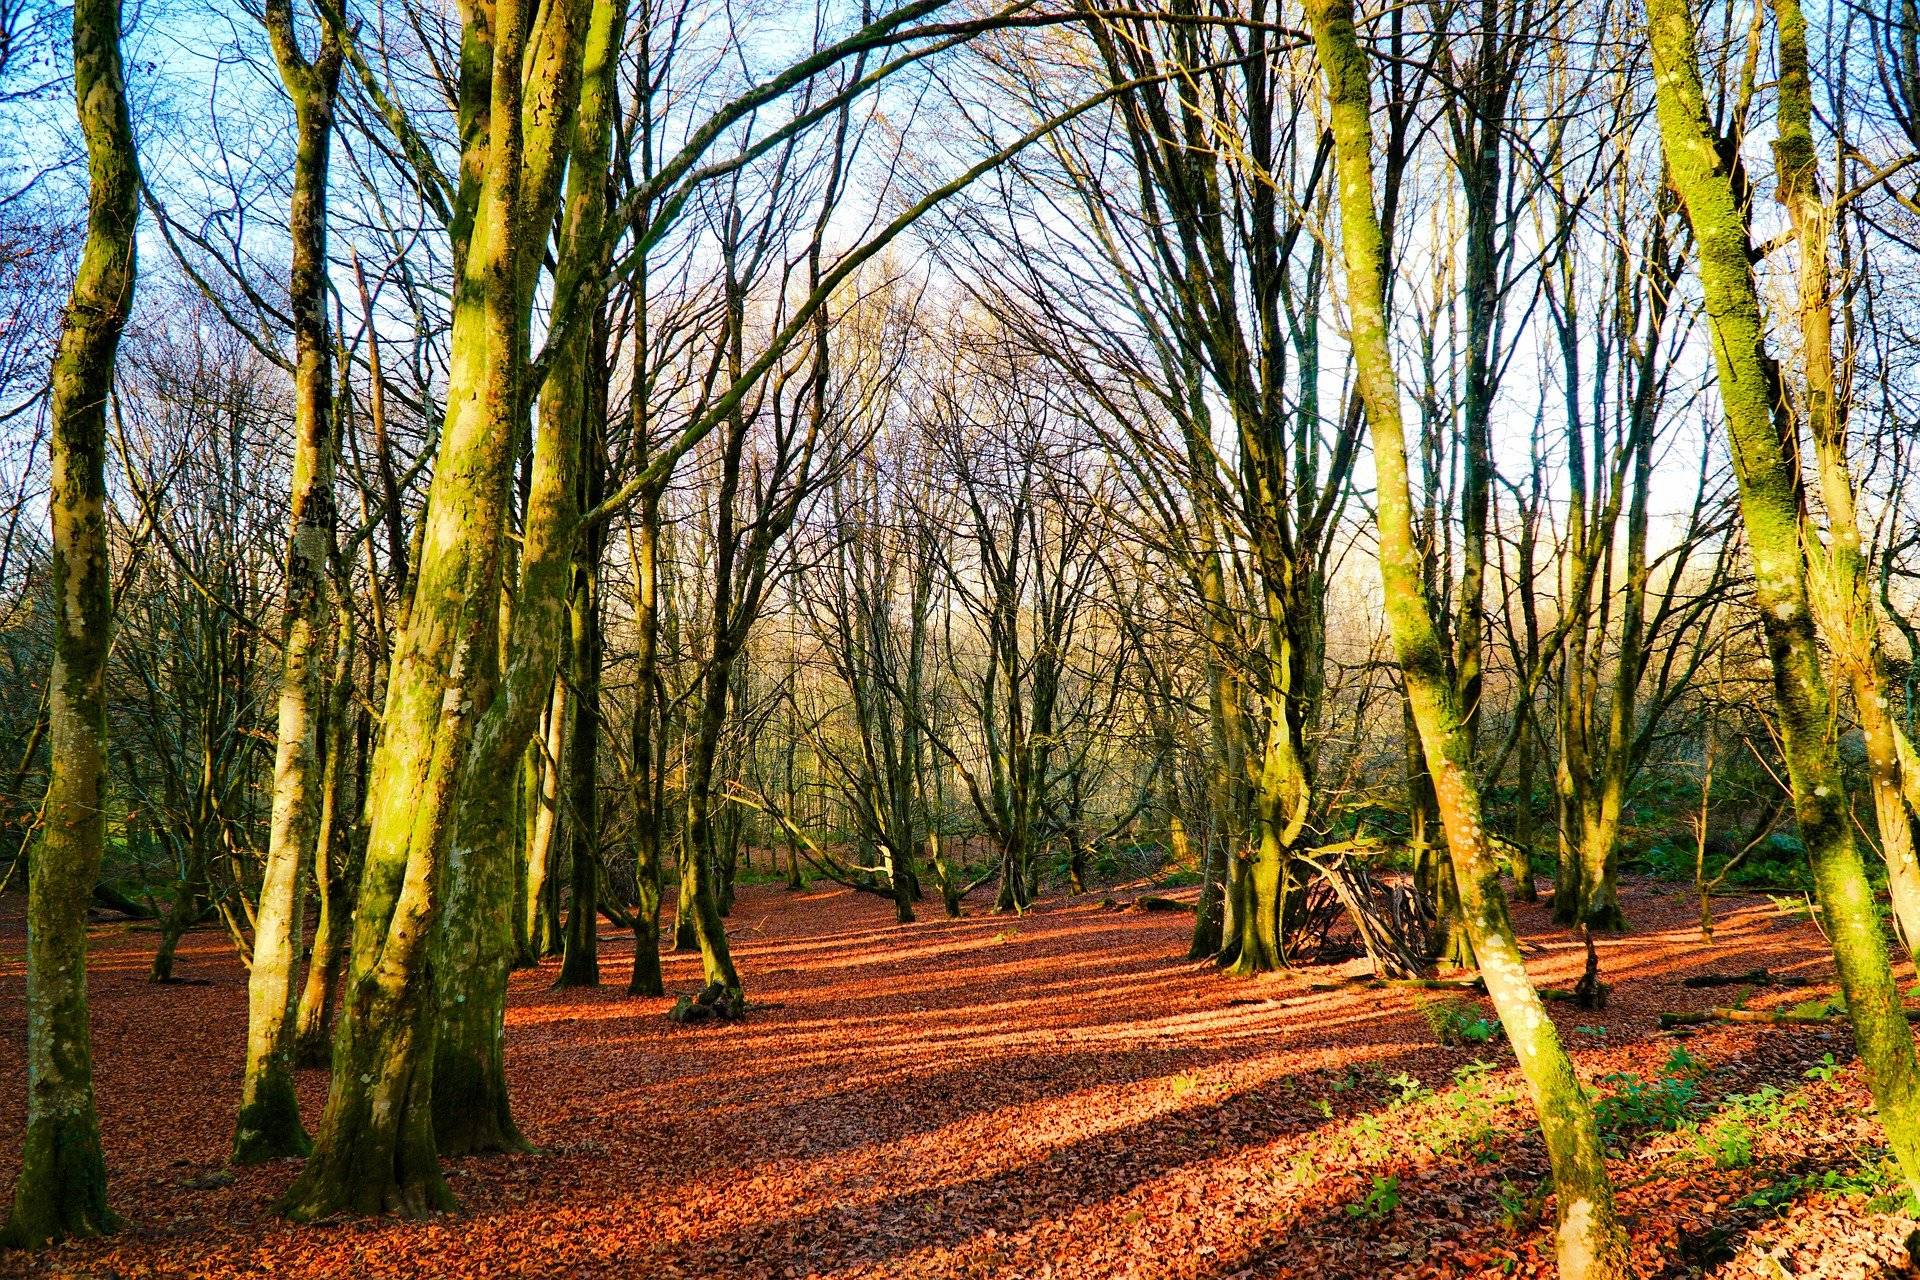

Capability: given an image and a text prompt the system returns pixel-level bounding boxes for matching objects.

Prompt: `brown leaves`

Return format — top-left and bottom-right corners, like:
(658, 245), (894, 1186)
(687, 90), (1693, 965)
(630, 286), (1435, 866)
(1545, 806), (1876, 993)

(0, 883), (1911, 1278)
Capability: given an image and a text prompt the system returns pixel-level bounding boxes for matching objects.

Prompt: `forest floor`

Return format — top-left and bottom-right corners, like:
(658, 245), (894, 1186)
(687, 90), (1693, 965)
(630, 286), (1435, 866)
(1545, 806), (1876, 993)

(3, 877), (1919, 1279)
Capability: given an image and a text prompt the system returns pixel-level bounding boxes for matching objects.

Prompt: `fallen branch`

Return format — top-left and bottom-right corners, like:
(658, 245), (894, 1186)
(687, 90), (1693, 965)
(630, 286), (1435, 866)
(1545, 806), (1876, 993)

(1658, 1005), (1920, 1029)
(91, 881), (157, 919)
(1680, 968), (1810, 989)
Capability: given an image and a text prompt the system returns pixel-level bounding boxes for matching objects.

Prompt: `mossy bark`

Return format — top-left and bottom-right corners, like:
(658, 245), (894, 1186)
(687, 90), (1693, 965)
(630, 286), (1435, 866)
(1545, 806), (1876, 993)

(1305, 2), (1631, 1273)
(235, 0), (342, 1165)
(1648, 0), (1920, 1198)
(3, 0), (137, 1244)
(1769, 0), (1920, 958)
(295, 647), (361, 1067)
(280, 0), (548, 1216)
(520, 681), (568, 964)
(431, 0), (597, 1148)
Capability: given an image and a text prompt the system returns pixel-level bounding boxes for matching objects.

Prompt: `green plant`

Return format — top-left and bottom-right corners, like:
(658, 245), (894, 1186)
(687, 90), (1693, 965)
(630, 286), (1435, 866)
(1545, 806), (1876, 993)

(1595, 1070), (1698, 1136)
(1804, 1052), (1844, 1085)
(1398, 1060), (1513, 1163)
(1576, 1025), (1608, 1038)
(1493, 1179), (1536, 1231)
(1736, 1159), (1909, 1214)
(1346, 1174), (1402, 1221)
(1419, 996), (1503, 1046)
(1639, 842), (1692, 881)
(1385, 1072), (1429, 1108)
(1689, 1117), (1754, 1169)
(1664, 1045), (1708, 1078)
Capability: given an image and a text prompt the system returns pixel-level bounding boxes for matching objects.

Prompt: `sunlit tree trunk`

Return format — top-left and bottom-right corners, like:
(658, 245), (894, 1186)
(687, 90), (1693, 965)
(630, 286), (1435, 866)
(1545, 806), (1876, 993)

(520, 680), (568, 962)
(279, 0), (548, 1217)
(1305, 1), (1630, 1272)
(432, 0), (600, 1147)
(1648, 0), (1920, 1198)
(235, 0), (342, 1164)
(2, 0), (138, 1244)
(1771, 0), (1920, 957)
(294, 611), (362, 1066)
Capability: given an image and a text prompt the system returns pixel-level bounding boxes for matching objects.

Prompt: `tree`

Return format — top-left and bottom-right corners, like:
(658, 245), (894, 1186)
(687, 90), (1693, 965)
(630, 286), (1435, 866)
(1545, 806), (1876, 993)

(1646, 0), (1920, 1198)
(1303, 0), (1630, 1272)
(3, 0), (139, 1244)
(233, 0), (345, 1166)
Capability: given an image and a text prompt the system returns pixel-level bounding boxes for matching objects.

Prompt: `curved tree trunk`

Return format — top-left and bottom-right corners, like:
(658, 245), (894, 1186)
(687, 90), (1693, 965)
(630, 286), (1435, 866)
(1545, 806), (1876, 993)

(1647, 0), (1920, 1201)
(3, 0), (138, 1243)
(1304, 2), (1631, 1273)
(1770, 0), (1920, 960)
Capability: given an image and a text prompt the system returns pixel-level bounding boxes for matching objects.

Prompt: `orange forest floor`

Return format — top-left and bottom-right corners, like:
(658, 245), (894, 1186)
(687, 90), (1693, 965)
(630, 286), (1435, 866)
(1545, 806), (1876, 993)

(4, 878), (1920, 1279)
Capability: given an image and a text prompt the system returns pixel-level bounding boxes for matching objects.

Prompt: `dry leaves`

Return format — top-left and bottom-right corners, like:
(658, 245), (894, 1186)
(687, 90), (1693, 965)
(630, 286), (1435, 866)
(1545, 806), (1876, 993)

(0, 879), (1915, 1278)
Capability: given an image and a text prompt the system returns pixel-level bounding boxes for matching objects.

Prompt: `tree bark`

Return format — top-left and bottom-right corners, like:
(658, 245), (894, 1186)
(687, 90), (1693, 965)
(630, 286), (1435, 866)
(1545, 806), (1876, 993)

(1647, 0), (1920, 1200)
(1304, 2), (1630, 1273)
(235, 0), (342, 1163)
(279, 0), (550, 1217)
(3, 0), (138, 1243)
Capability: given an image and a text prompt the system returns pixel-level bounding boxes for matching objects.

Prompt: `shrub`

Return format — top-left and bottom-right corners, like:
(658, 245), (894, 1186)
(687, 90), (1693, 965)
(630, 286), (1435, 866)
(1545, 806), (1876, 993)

(1419, 996), (1502, 1046)
(1346, 1174), (1402, 1221)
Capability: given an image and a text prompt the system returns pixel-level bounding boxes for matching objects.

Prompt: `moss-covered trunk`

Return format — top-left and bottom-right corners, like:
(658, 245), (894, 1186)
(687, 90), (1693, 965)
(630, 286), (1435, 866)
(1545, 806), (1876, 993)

(1648, 0), (1920, 1198)
(279, 0), (546, 1217)
(3, 0), (138, 1244)
(520, 680), (568, 963)
(235, 0), (342, 1164)
(1304, 1), (1630, 1272)
(295, 637), (362, 1066)
(1769, 0), (1920, 958)
(431, 0), (599, 1147)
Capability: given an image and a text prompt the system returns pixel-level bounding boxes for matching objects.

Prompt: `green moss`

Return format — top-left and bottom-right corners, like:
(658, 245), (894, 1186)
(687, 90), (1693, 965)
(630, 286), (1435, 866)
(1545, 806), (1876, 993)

(3, 1114), (120, 1247)
(232, 1082), (314, 1165)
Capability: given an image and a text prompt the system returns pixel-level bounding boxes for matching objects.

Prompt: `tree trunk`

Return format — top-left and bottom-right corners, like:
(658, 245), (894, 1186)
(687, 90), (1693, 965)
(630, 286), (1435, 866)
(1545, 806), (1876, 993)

(234, 0), (342, 1166)
(295, 651), (362, 1067)
(1769, 0), (1920, 960)
(433, 0), (603, 1143)
(555, 542), (604, 988)
(279, 0), (559, 1215)
(1304, 2), (1631, 1273)
(1648, 0), (1920, 1200)
(521, 680), (568, 963)
(2, 0), (138, 1244)
(627, 496), (667, 996)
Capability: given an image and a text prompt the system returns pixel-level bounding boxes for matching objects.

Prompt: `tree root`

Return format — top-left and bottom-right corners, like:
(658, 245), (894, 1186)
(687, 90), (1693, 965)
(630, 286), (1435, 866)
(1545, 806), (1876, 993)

(668, 982), (747, 1025)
